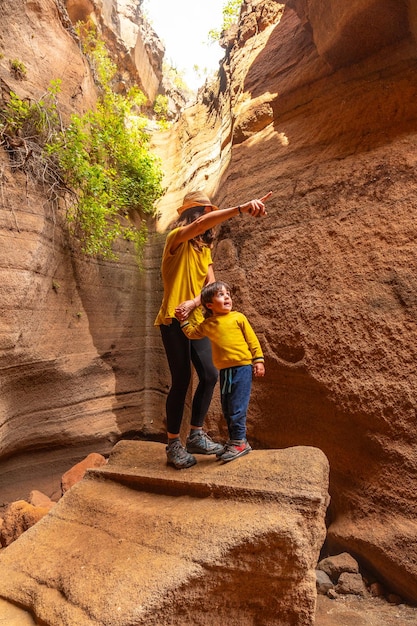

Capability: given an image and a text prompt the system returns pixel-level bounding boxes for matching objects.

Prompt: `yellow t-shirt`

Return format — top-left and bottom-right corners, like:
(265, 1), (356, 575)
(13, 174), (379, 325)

(154, 228), (213, 326)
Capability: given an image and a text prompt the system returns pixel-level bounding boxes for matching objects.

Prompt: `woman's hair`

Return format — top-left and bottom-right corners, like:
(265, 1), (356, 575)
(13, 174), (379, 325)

(173, 206), (215, 249)
(201, 281), (232, 318)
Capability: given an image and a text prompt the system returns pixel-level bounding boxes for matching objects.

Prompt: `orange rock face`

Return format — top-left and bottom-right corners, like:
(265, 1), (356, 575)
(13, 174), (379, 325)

(152, 0), (417, 606)
(199, 0), (417, 603)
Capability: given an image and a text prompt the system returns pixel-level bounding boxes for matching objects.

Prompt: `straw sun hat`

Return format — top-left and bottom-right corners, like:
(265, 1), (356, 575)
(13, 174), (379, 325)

(177, 191), (219, 215)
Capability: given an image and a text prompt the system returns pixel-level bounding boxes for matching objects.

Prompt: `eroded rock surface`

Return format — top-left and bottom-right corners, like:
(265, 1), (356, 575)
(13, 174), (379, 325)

(0, 0), (166, 499)
(150, 0), (417, 604)
(0, 442), (329, 625)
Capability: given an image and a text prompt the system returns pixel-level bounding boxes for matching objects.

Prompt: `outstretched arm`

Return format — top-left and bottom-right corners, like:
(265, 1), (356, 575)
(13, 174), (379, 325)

(170, 191), (273, 251)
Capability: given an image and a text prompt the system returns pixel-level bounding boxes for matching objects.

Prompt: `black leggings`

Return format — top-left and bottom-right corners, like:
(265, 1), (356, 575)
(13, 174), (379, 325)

(160, 319), (218, 435)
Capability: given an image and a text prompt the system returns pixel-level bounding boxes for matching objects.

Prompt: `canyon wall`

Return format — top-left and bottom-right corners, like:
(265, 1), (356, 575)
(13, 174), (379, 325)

(152, 0), (417, 602)
(1, 0), (417, 605)
(0, 0), (165, 503)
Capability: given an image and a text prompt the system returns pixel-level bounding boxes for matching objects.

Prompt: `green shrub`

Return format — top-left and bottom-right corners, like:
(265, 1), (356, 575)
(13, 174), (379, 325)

(2, 79), (61, 141)
(9, 58), (27, 80)
(153, 94), (168, 119)
(1, 26), (164, 261)
(208, 0), (242, 42)
(46, 24), (164, 259)
(48, 85), (163, 258)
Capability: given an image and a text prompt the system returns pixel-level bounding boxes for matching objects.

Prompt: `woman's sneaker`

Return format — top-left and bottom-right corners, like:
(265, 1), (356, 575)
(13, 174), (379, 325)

(218, 439), (252, 463)
(166, 440), (196, 469)
(186, 431), (224, 455)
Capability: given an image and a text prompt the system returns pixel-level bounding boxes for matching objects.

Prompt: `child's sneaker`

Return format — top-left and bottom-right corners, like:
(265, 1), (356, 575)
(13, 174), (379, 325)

(186, 431), (224, 455)
(219, 439), (252, 463)
(166, 440), (196, 469)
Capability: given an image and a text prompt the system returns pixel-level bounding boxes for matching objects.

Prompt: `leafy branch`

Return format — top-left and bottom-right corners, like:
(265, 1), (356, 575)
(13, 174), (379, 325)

(208, 0), (242, 42)
(0, 25), (164, 260)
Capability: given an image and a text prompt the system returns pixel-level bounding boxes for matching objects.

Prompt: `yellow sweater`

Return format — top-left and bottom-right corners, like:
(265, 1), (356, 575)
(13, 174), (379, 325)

(181, 311), (264, 370)
(154, 228), (213, 326)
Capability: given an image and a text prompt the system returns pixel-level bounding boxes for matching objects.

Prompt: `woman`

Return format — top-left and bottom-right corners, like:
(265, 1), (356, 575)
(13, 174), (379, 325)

(154, 189), (272, 469)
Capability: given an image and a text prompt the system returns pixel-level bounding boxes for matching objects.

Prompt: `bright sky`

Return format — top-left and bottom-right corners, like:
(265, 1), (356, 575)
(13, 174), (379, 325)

(143, 0), (226, 91)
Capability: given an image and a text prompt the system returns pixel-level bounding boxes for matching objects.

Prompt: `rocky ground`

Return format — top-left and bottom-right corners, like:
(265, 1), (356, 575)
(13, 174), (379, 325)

(316, 595), (417, 625)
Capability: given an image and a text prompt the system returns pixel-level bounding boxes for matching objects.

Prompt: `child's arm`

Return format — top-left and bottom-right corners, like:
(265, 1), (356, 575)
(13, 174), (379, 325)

(179, 319), (206, 340)
(239, 314), (265, 375)
(175, 265), (215, 322)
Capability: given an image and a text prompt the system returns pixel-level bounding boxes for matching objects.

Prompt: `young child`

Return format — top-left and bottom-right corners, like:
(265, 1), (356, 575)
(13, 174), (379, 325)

(179, 280), (265, 463)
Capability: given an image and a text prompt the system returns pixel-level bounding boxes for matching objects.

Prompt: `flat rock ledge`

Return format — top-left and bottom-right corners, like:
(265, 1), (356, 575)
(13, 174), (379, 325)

(0, 442), (329, 626)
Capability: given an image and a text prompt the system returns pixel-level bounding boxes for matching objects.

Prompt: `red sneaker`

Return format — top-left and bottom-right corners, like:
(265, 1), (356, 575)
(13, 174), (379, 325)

(218, 440), (252, 463)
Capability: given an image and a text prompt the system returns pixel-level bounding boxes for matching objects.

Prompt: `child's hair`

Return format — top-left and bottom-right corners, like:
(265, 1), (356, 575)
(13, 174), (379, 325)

(201, 281), (232, 318)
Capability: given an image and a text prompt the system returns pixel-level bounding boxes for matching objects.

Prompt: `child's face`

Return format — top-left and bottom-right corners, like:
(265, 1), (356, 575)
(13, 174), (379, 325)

(206, 285), (232, 315)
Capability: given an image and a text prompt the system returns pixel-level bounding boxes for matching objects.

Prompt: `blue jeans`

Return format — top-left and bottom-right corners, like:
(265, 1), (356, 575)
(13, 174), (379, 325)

(220, 365), (252, 441)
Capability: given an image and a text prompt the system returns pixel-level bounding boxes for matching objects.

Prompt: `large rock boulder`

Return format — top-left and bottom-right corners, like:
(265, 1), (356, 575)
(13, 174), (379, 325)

(0, 442), (329, 625)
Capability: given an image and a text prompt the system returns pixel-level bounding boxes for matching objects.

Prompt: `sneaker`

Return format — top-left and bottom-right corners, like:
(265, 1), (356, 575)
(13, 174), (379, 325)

(215, 445), (226, 459)
(219, 439), (252, 463)
(186, 431), (224, 455)
(166, 440), (196, 469)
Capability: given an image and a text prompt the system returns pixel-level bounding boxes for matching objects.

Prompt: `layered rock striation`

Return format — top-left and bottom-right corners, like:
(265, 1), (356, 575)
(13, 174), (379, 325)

(0, 0), (166, 502)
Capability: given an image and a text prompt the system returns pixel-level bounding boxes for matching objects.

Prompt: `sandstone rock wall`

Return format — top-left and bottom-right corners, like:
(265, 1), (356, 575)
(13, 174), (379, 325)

(219, 0), (417, 603)
(0, 0), (167, 501)
(151, 0), (417, 603)
(65, 0), (164, 102)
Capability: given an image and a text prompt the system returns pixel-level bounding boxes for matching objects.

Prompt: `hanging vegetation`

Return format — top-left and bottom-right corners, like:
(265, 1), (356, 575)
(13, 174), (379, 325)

(0, 24), (164, 260)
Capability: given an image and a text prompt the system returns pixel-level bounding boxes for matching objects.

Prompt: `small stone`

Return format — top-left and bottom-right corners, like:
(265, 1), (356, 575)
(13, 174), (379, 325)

(370, 581), (385, 597)
(336, 572), (368, 597)
(0, 500), (51, 547)
(387, 593), (402, 605)
(327, 588), (339, 599)
(61, 453), (107, 494)
(318, 552), (359, 583)
(316, 569), (334, 595)
(28, 490), (56, 509)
